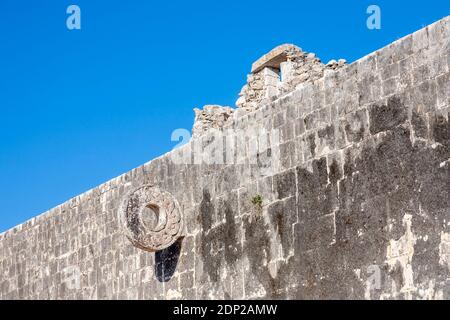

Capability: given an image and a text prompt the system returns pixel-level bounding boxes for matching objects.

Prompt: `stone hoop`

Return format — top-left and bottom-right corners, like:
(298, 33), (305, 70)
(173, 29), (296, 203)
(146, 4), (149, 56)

(118, 185), (183, 252)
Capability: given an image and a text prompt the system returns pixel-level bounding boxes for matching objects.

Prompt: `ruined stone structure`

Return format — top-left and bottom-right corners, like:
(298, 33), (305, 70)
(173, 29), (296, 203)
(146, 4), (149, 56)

(192, 105), (234, 138)
(1, 16), (449, 300)
(236, 44), (346, 112)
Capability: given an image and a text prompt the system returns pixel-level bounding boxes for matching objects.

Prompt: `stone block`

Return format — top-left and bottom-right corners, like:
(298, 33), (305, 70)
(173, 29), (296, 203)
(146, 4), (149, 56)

(369, 96), (408, 134)
(274, 169), (296, 200)
(294, 213), (336, 252)
(412, 27), (430, 52)
(409, 80), (437, 114)
(251, 44), (302, 73)
(437, 72), (450, 107)
(344, 109), (369, 143)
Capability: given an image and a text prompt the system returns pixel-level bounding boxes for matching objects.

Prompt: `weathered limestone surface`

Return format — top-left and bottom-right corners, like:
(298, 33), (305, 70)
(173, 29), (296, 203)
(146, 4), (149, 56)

(0, 16), (449, 300)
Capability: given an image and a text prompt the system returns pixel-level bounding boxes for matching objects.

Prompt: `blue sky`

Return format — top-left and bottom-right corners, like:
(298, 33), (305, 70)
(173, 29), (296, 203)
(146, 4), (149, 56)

(0, 0), (448, 233)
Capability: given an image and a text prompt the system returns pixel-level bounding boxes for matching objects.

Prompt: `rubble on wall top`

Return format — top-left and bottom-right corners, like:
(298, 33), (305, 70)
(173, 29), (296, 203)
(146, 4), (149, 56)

(192, 105), (234, 138)
(326, 59), (347, 70)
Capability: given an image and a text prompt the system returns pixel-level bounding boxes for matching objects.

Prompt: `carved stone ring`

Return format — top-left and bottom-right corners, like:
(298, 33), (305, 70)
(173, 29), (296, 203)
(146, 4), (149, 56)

(118, 185), (183, 252)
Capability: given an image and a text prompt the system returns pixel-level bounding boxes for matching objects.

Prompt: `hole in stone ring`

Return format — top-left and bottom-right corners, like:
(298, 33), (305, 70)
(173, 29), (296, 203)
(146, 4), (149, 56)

(139, 204), (166, 231)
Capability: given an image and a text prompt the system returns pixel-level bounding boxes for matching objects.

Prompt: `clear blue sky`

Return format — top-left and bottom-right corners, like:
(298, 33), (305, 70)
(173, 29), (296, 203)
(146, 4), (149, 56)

(0, 0), (448, 233)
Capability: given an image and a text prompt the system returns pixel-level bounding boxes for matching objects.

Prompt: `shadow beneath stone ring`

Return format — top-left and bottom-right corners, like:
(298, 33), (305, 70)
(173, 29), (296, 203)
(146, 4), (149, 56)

(155, 238), (183, 282)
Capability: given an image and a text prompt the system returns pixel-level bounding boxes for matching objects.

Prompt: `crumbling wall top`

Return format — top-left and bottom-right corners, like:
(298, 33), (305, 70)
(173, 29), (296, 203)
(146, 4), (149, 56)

(192, 105), (234, 138)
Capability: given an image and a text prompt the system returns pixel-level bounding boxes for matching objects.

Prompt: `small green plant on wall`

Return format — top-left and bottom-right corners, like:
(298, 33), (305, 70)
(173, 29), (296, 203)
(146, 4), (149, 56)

(251, 195), (263, 211)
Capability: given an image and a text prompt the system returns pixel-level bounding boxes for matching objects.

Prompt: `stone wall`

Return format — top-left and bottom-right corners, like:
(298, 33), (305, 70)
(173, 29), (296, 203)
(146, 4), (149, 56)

(0, 15), (449, 300)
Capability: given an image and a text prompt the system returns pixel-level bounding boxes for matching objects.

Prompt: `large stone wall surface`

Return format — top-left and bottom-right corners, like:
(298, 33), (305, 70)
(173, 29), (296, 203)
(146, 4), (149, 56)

(1, 16), (449, 300)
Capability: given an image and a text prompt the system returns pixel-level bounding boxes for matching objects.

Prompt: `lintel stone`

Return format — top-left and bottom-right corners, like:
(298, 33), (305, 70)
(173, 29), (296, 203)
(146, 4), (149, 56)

(251, 44), (302, 73)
